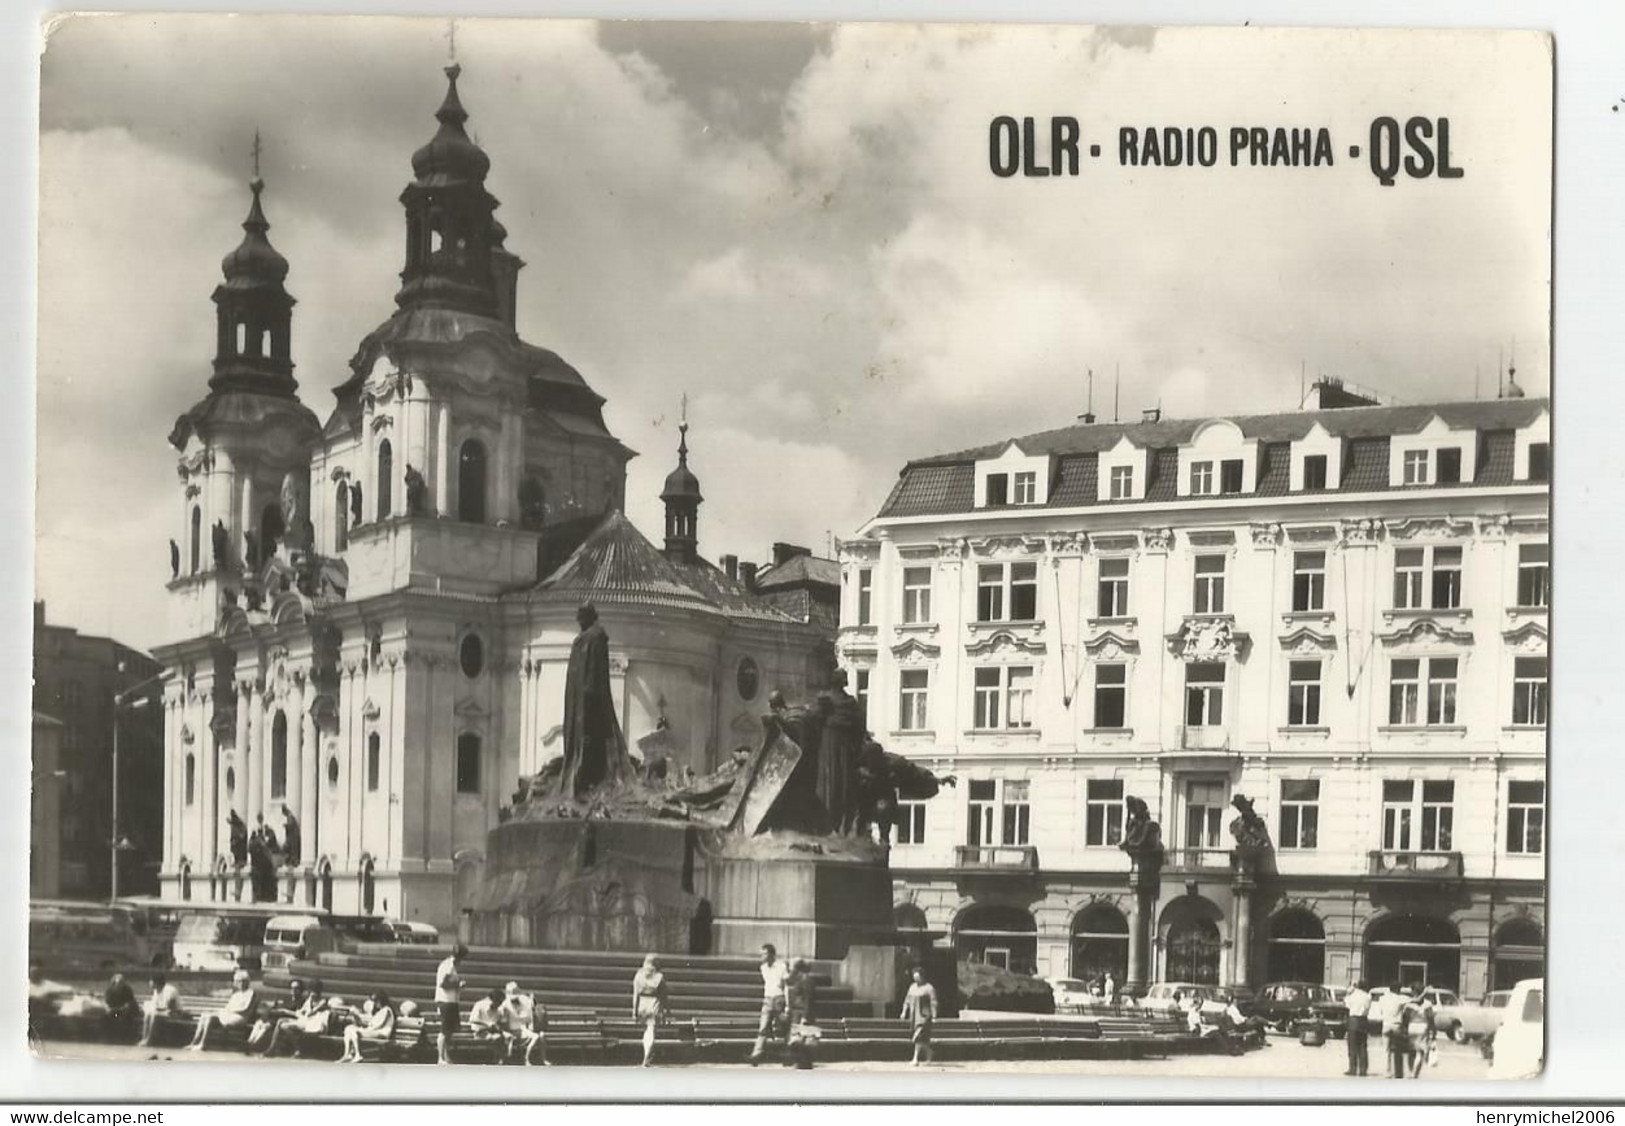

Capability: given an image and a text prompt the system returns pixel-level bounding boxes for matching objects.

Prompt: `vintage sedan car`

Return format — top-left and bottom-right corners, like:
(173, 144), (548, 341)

(1047, 977), (1100, 1010)
(1424, 987), (1506, 1042)
(1252, 981), (1349, 1036)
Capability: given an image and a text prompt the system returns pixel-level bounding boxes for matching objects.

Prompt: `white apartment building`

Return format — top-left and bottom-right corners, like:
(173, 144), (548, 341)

(839, 385), (1548, 1000)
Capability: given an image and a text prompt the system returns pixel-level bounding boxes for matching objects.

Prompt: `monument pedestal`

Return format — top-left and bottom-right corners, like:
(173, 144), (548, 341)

(701, 843), (893, 959)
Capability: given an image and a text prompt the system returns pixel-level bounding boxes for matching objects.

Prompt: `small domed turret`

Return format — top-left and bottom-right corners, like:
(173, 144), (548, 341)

(662, 421), (703, 562)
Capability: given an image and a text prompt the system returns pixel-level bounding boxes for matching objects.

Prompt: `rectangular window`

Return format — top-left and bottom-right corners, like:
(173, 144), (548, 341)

(1185, 779), (1226, 849)
(967, 779), (996, 846)
(1094, 663), (1127, 729)
(1302, 454), (1329, 490)
(1436, 447), (1462, 484)
(1109, 465), (1134, 500)
(1001, 779), (1031, 846)
(1512, 657), (1548, 726)
(1193, 554), (1226, 614)
(1012, 471), (1038, 505)
(1517, 543), (1549, 607)
(1425, 658), (1459, 725)
(1185, 662), (1225, 726)
(1506, 781), (1545, 854)
(1431, 547), (1463, 609)
(974, 666), (1035, 730)
(1527, 442), (1550, 482)
(985, 473), (1009, 507)
(898, 669), (929, 731)
(977, 564), (1004, 622)
(1421, 780), (1454, 850)
(856, 568), (873, 626)
(1403, 449), (1430, 485)
(1394, 548), (1426, 609)
(1381, 780), (1414, 850)
(1190, 460), (1215, 495)
(1279, 779), (1320, 850)
(1085, 779), (1125, 847)
(1220, 458), (1244, 494)
(854, 668), (870, 719)
(1292, 551), (1326, 612)
(894, 801), (927, 846)
(1389, 659), (1421, 725)
(1287, 660), (1322, 727)
(1097, 557), (1130, 617)
(978, 562), (1037, 622)
(901, 566), (932, 624)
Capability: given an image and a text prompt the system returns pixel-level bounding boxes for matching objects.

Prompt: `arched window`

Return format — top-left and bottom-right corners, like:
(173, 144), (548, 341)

(1266, 908), (1327, 983)
(318, 859), (334, 912)
(456, 733), (481, 795)
(1492, 917), (1545, 991)
(367, 732), (381, 792)
(184, 754), (196, 805)
(953, 904), (1038, 976)
(360, 858), (376, 915)
(1364, 914), (1462, 993)
(235, 321), (246, 354)
(334, 483), (349, 552)
(270, 712), (288, 800)
(458, 438), (487, 523)
(189, 505), (202, 574)
(377, 440), (393, 519)
(180, 861), (193, 902)
(894, 903), (929, 934)
(1071, 904), (1130, 983)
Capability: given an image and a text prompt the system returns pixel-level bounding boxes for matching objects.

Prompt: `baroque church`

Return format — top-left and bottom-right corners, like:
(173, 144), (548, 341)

(154, 65), (831, 928)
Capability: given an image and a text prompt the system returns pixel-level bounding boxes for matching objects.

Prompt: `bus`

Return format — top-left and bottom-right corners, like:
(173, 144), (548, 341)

(168, 903), (294, 973)
(28, 900), (159, 978)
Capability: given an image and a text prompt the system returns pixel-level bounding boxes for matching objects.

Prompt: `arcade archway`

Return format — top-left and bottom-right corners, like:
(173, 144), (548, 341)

(1364, 914), (1461, 992)
(1070, 904), (1129, 983)
(1161, 896), (1223, 985)
(954, 904), (1038, 975)
(1267, 908), (1327, 983)
(1492, 918), (1544, 991)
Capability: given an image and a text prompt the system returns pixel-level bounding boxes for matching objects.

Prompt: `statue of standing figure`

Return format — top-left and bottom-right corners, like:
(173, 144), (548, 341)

(212, 520), (230, 570)
(813, 670), (864, 835)
(228, 810), (248, 869)
(553, 602), (633, 800)
(281, 804), (303, 869)
(404, 465), (428, 516)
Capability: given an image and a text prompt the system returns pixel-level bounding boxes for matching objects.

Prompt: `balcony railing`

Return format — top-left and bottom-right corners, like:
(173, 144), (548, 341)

(954, 844), (1040, 872)
(1367, 850), (1465, 880)
(1162, 847), (1235, 873)
(1174, 725), (1232, 752)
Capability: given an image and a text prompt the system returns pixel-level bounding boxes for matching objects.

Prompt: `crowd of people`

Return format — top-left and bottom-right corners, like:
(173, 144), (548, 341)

(1342, 980), (1439, 1079)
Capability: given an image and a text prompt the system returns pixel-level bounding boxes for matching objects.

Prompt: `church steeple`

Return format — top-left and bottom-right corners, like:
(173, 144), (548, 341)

(210, 137), (297, 396)
(661, 406), (703, 563)
(395, 63), (507, 318)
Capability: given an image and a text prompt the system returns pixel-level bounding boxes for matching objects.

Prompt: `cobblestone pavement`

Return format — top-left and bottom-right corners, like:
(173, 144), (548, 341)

(35, 1036), (1492, 1080)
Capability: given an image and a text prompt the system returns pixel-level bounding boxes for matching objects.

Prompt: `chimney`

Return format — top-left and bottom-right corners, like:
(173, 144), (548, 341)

(721, 554), (738, 580)
(1141, 407), (1161, 424)
(1306, 376), (1381, 410)
(740, 561), (759, 591)
(1077, 411), (1097, 425)
(771, 542), (811, 567)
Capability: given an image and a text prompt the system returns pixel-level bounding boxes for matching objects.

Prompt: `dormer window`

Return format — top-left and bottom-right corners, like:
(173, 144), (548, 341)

(985, 474), (1009, 506)
(1527, 442), (1549, 482)
(1110, 465), (1134, 499)
(1302, 455), (1328, 490)
(1012, 471), (1038, 505)
(1220, 459), (1244, 494)
(1403, 449), (1430, 485)
(1391, 415), (1475, 488)
(1190, 461), (1215, 495)
(1437, 447), (1462, 485)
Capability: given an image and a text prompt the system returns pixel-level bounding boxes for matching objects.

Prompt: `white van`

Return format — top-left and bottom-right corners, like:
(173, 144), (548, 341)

(1488, 977), (1544, 1079)
(170, 911), (272, 972)
(261, 914), (328, 972)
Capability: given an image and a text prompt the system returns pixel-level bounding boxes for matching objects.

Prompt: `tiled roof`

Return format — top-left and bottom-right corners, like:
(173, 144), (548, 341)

(522, 510), (800, 624)
(754, 554), (840, 590)
(876, 397), (1548, 519)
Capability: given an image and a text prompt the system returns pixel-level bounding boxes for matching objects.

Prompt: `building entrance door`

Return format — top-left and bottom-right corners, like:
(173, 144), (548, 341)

(1167, 918), (1222, 985)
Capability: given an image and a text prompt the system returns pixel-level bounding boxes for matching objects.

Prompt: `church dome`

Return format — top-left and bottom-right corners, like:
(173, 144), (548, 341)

(219, 178), (289, 287)
(410, 64), (491, 185)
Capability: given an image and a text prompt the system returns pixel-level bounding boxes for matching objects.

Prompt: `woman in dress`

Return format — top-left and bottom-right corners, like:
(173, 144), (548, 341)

(899, 966), (937, 1066)
(631, 954), (669, 1067)
(338, 992), (396, 1063)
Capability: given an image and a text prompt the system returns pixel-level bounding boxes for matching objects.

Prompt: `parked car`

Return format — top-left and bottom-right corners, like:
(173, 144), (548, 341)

(1047, 977), (1098, 1010)
(387, 919), (441, 945)
(1427, 988), (1506, 1042)
(1140, 982), (1251, 1022)
(1252, 981), (1349, 1036)
(1487, 978), (1543, 1078)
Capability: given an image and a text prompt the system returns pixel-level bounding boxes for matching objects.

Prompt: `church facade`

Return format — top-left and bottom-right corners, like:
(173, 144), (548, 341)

(153, 66), (829, 928)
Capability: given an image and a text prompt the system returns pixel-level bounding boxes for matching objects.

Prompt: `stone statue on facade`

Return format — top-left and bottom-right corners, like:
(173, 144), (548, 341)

(212, 520), (230, 570)
(281, 804), (303, 868)
(248, 815), (278, 901)
(553, 602), (633, 800)
(1120, 795), (1165, 876)
(404, 465), (428, 516)
(518, 475), (547, 531)
(228, 810), (248, 869)
(280, 472), (304, 537)
(350, 483), (364, 527)
(1229, 793), (1273, 853)
(169, 539), (180, 579)
(244, 530), (261, 571)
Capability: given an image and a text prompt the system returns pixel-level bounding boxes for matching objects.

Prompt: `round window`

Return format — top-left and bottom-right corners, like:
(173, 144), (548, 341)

(736, 656), (761, 702)
(460, 633), (484, 679)
(327, 756), (340, 787)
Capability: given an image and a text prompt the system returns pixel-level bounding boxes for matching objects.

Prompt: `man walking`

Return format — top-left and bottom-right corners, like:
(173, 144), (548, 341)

(434, 943), (467, 1065)
(748, 943), (790, 1064)
(1343, 979), (1372, 1076)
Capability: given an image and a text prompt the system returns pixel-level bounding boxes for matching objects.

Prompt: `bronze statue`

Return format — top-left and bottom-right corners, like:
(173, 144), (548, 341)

(168, 539), (180, 579)
(814, 670), (863, 834)
(404, 465), (428, 516)
(553, 602), (633, 800)
(855, 735), (956, 845)
(212, 520), (230, 569)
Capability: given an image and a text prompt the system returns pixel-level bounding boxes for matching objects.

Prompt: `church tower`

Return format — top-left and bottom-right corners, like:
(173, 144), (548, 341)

(166, 155), (320, 641)
(661, 420), (703, 563)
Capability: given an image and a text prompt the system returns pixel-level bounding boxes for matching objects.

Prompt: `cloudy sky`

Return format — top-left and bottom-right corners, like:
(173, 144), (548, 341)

(36, 17), (1551, 649)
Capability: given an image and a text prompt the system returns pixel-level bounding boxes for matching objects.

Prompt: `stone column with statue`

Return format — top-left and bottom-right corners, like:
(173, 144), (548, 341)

(1227, 793), (1274, 989)
(1119, 795), (1165, 994)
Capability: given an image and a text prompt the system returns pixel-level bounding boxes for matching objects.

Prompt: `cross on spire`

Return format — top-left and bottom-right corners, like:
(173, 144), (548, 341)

(446, 18), (457, 62)
(251, 130), (263, 180)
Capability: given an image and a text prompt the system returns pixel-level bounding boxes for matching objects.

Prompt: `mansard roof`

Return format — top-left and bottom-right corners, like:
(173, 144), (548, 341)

(876, 397), (1548, 519)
